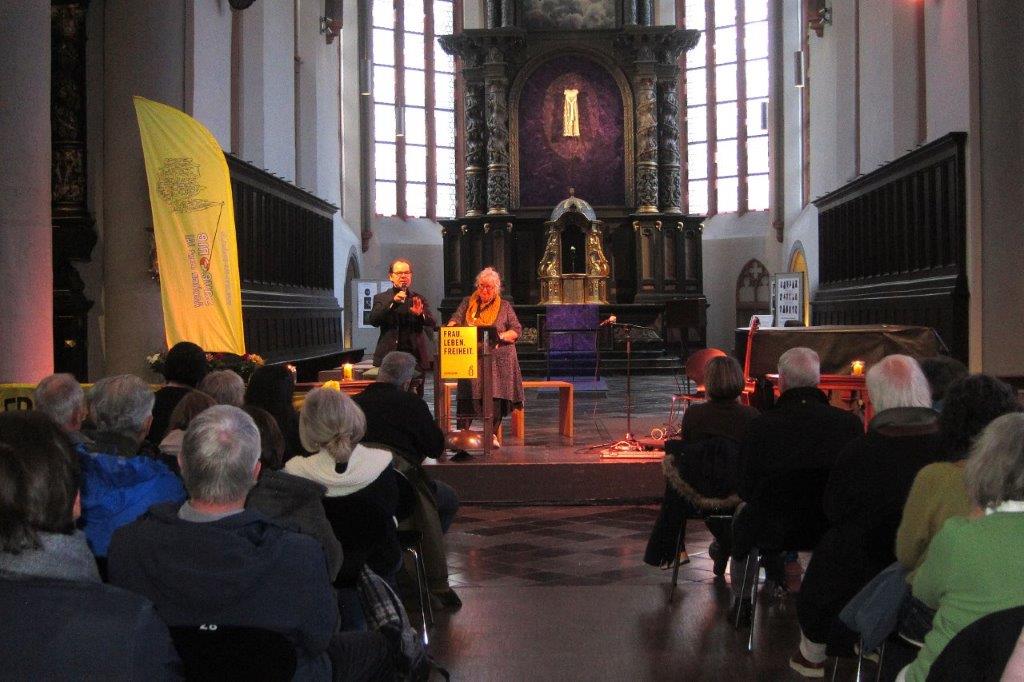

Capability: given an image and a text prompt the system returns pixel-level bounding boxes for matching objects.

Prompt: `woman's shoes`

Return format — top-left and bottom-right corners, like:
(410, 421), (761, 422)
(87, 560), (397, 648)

(659, 550), (690, 570)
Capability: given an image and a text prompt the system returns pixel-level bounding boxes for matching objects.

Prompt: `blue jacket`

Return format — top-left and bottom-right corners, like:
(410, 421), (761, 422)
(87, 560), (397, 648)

(78, 446), (186, 557)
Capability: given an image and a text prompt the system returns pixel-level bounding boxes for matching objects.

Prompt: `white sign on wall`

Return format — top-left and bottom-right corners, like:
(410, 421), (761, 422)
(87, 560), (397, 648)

(353, 280), (393, 329)
(772, 272), (805, 327)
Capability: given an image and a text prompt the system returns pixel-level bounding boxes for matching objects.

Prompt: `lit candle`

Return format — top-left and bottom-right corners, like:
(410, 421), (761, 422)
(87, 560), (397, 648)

(342, 363), (354, 380)
(851, 360), (865, 376)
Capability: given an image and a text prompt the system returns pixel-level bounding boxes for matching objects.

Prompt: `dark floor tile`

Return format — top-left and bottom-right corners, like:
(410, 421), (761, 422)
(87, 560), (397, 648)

(484, 542), (544, 553)
(524, 570), (576, 584)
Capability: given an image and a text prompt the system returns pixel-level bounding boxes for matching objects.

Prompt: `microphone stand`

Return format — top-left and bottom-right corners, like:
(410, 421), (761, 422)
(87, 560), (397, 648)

(600, 321), (654, 457)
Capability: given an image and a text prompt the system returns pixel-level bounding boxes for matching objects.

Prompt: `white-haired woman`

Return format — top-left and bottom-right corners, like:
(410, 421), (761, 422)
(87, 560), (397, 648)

(446, 267), (524, 441)
(285, 386), (400, 628)
(896, 412), (1024, 681)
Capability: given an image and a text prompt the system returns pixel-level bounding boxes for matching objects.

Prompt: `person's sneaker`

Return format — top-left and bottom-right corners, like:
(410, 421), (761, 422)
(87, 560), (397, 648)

(431, 588), (463, 611)
(789, 652), (826, 678)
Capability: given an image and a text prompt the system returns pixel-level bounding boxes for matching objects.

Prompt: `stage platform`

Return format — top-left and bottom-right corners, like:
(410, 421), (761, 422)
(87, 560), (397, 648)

(424, 375), (685, 505)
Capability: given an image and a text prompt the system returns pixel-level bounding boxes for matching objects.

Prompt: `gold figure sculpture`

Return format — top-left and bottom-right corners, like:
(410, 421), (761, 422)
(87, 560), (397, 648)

(563, 88), (580, 137)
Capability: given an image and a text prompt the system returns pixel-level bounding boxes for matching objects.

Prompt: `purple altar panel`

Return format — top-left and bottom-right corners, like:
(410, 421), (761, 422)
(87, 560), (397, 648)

(518, 55), (625, 207)
(546, 304), (599, 352)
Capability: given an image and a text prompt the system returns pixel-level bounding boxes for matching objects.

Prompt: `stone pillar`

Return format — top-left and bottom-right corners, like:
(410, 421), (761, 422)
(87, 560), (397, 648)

(102, 0), (187, 376)
(0, 1), (53, 382)
(500, 0), (514, 28)
(464, 82), (487, 215)
(636, 0), (653, 26)
(633, 49), (659, 214)
(484, 48), (510, 215)
(485, 0), (500, 28)
(657, 77), (682, 213)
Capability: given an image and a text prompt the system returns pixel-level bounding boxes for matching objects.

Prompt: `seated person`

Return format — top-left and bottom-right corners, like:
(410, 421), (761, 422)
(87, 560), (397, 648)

(79, 375), (186, 559)
(32, 372), (93, 447)
(245, 405), (344, 583)
(353, 351), (462, 610)
(645, 355), (759, 574)
(918, 356), (968, 412)
(198, 369), (246, 407)
(898, 413), (1024, 682)
(285, 386), (401, 624)
(731, 348), (863, 583)
(897, 374), (1021, 576)
(148, 341), (209, 445)
(0, 411), (179, 680)
(158, 389), (216, 461)
(109, 405), (392, 681)
(246, 364), (304, 462)
(792, 355), (944, 677)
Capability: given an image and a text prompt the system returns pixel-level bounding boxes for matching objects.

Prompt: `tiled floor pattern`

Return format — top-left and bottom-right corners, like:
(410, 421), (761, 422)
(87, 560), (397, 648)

(443, 504), (722, 589)
(426, 504), (833, 681)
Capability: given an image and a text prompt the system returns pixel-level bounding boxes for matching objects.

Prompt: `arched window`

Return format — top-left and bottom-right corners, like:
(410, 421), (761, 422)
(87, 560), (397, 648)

(371, 0), (458, 219)
(683, 0), (770, 216)
(735, 258), (771, 327)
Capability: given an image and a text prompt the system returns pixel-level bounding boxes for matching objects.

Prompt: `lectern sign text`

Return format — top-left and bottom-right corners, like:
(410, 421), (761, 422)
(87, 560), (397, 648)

(440, 327), (478, 379)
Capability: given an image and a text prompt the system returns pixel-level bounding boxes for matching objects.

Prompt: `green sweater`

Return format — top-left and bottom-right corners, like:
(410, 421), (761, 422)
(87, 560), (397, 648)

(895, 461), (971, 578)
(906, 512), (1024, 682)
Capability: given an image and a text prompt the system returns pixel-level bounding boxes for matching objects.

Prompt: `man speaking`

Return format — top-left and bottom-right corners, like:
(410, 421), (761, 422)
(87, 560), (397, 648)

(368, 258), (437, 372)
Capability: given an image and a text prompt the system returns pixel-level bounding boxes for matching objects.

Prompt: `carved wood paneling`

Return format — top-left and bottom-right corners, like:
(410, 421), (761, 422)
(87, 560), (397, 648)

(226, 155), (342, 367)
(812, 133), (968, 361)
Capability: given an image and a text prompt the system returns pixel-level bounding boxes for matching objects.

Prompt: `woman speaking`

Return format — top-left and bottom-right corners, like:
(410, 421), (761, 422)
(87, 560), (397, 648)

(447, 267), (524, 442)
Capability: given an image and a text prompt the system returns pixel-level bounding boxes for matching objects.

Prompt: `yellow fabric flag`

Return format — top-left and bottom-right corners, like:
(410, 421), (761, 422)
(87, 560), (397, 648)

(133, 96), (245, 354)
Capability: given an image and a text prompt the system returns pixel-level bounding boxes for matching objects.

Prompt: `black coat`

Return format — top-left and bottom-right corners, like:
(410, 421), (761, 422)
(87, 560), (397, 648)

(737, 386), (863, 502)
(0, 575), (179, 680)
(353, 382), (445, 465)
(797, 407), (944, 645)
(108, 504), (337, 680)
(147, 385), (192, 445)
(368, 288), (437, 368)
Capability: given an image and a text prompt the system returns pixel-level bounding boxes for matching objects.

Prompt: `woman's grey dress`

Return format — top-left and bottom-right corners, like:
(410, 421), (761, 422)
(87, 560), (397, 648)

(448, 298), (525, 407)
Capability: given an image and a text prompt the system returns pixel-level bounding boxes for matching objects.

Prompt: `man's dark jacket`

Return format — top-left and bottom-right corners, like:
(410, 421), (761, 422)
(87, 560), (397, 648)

(353, 382), (445, 465)
(0, 575), (179, 680)
(108, 503), (337, 681)
(797, 406), (944, 645)
(368, 287), (437, 368)
(737, 386), (863, 502)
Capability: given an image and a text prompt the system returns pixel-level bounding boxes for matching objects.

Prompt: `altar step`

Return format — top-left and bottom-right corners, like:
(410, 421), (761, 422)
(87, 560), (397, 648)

(516, 348), (684, 377)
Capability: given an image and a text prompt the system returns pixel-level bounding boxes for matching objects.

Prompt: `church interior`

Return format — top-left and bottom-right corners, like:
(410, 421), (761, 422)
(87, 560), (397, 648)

(2, 0), (1024, 679)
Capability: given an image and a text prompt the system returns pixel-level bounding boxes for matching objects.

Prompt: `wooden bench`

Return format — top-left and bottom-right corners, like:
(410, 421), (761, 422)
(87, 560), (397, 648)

(438, 380), (574, 443)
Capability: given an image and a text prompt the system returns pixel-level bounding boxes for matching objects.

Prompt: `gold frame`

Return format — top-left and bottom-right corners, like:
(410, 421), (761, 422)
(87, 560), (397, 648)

(508, 48), (635, 209)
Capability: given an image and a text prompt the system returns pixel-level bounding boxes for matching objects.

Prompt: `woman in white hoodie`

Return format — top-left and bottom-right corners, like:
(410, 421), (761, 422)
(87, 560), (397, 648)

(285, 386), (401, 593)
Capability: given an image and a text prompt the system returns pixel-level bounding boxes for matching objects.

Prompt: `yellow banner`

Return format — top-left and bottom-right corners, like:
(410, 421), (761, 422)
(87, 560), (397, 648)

(134, 96), (245, 354)
(439, 327), (479, 379)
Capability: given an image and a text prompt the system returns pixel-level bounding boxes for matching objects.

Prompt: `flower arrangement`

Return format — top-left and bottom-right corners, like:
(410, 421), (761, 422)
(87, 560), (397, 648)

(147, 350), (266, 382)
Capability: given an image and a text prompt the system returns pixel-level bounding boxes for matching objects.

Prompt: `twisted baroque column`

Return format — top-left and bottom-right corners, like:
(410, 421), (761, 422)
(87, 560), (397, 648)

(464, 83), (487, 216)
(634, 71), (659, 214)
(657, 78), (682, 213)
(484, 49), (510, 215)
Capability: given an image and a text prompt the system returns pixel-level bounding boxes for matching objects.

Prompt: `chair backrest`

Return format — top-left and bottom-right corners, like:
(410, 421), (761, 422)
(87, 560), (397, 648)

(169, 625), (298, 682)
(392, 466), (418, 522)
(666, 436), (743, 503)
(926, 605), (1024, 682)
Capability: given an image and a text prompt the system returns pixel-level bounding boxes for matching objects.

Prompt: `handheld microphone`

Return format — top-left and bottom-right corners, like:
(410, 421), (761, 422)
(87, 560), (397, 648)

(599, 315), (617, 327)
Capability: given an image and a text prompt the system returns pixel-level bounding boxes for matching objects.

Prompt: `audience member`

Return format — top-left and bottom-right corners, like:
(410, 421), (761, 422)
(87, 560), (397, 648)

(0, 412), (179, 679)
(897, 374), (1021, 575)
(198, 369), (246, 407)
(792, 355), (944, 677)
(919, 356), (969, 412)
(897, 413), (1024, 682)
(148, 341), (209, 445)
(246, 364), (304, 461)
(731, 347), (863, 588)
(245, 405), (344, 582)
(645, 355), (759, 575)
(158, 389), (216, 461)
(286, 386), (401, 627)
(109, 405), (393, 681)
(353, 350), (463, 609)
(32, 372), (93, 447)
(80, 375), (186, 559)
